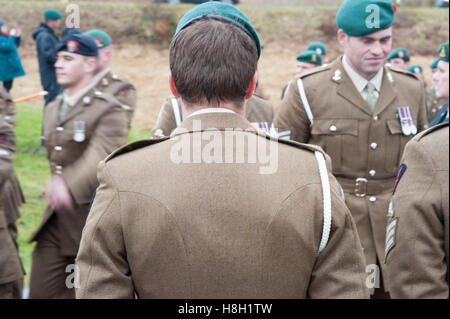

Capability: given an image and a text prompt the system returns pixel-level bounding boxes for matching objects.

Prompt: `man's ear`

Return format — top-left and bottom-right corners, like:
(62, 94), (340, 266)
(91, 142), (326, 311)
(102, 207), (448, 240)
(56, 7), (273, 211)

(85, 57), (98, 74)
(245, 71), (258, 100)
(337, 29), (347, 47)
(169, 73), (181, 98)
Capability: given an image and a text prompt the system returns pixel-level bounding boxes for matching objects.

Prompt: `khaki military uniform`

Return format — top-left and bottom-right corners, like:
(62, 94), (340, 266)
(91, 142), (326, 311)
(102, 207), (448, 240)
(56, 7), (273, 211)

(425, 84), (449, 123)
(76, 111), (369, 299)
(0, 87), (24, 299)
(274, 57), (428, 294)
(92, 69), (137, 128)
(29, 87), (130, 299)
(385, 122), (449, 299)
(152, 94), (274, 137)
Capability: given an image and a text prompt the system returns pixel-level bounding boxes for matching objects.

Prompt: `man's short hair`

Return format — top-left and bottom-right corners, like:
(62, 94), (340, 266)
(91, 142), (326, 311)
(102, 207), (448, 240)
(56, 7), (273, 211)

(170, 18), (258, 107)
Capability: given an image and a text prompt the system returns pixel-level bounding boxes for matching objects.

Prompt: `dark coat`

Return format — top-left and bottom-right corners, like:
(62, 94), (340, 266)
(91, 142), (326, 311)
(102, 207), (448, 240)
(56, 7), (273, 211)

(0, 34), (25, 82)
(32, 23), (63, 104)
(428, 104), (449, 128)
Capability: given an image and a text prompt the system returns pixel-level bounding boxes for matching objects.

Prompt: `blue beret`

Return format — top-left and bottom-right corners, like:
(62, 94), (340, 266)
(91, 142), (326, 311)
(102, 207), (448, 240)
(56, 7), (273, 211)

(174, 2), (261, 59)
(408, 65), (423, 74)
(43, 9), (62, 20)
(297, 50), (322, 66)
(438, 42), (449, 62)
(56, 34), (99, 57)
(388, 48), (410, 61)
(336, 0), (395, 36)
(306, 42), (326, 56)
(430, 57), (440, 69)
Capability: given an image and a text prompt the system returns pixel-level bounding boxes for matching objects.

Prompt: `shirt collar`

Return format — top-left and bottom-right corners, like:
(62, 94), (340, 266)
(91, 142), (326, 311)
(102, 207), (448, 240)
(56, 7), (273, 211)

(342, 55), (384, 93)
(63, 77), (99, 107)
(186, 107), (236, 119)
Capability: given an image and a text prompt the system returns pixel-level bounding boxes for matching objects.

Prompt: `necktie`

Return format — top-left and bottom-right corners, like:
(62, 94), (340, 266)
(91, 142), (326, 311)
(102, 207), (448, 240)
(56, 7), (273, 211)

(365, 82), (378, 112)
(59, 99), (71, 121)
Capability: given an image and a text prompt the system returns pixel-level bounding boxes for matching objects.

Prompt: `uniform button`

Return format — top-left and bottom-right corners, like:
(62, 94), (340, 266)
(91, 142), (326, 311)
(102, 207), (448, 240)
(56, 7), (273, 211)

(55, 165), (63, 170)
(373, 116), (379, 121)
(369, 196), (377, 203)
(56, 127), (64, 132)
(370, 142), (378, 150)
(369, 170), (376, 177)
(55, 170), (62, 175)
(54, 146), (62, 151)
(329, 125), (337, 132)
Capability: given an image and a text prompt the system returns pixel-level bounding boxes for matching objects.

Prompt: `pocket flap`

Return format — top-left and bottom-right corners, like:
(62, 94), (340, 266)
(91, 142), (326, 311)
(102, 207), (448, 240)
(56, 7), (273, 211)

(387, 119), (403, 135)
(311, 119), (359, 136)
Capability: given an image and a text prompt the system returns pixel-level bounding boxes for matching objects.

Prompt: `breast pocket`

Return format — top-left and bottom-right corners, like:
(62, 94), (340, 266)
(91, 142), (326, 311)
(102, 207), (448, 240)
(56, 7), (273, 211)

(385, 119), (410, 173)
(311, 119), (359, 173)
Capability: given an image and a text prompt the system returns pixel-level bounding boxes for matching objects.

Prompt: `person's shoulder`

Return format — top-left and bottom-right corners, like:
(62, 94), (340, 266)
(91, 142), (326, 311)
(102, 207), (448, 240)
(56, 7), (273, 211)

(386, 64), (422, 86)
(105, 137), (170, 164)
(299, 64), (332, 81)
(415, 122), (449, 145)
(108, 72), (135, 87)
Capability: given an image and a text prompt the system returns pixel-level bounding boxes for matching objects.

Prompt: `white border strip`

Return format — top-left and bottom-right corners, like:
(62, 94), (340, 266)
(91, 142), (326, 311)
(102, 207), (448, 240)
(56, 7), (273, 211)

(171, 98), (182, 127)
(297, 78), (314, 125)
(314, 151), (332, 256)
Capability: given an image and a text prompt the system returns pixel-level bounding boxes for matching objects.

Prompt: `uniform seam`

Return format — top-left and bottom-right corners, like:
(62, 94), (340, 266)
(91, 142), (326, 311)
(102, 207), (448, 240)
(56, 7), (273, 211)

(115, 189), (193, 298)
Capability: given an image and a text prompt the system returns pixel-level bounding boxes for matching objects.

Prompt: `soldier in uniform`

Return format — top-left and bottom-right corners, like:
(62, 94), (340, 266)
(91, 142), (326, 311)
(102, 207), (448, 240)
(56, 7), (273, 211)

(152, 93), (274, 138)
(306, 41), (327, 63)
(385, 121), (449, 298)
(76, 2), (369, 299)
(274, 0), (428, 298)
(281, 50), (323, 100)
(387, 48), (410, 71)
(28, 34), (130, 299)
(84, 29), (137, 128)
(427, 57), (449, 122)
(428, 42), (449, 128)
(0, 88), (24, 299)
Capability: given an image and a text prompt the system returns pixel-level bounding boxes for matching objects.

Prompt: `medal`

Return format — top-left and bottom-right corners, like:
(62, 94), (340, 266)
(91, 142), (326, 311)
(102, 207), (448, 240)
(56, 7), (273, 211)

(405, 106), (417, 135)
(397, 107), (412, 136)
(73, 121), (86, 142)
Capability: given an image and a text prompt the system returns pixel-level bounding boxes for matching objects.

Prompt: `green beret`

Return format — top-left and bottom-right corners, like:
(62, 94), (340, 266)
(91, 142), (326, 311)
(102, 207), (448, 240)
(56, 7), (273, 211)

(387, 48), (410, 62)
(297, 50), (322, 66)
(43, 9), (62, 20)
(85, 29), (112, 48)
(438, 42), (449, 63)
(430, 57), (440, 69)
(306, 42), (326, 56)
(174, 2), (261, 59)
(408, 65), (423, 74)
(336, 0), (395, 36)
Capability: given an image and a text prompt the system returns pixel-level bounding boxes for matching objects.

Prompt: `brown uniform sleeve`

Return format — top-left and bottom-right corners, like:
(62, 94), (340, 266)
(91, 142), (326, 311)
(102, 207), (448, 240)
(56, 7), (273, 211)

(61, 104), (129, 204)
(151, 97), (178, 137)
(115, 83), (137, 128)
(308, 169), (370, 299)
(273, 78), (311, 143)
(386, 139), (448, 299)
(76, 161), (135, 299)
(0, 119), (15, 182)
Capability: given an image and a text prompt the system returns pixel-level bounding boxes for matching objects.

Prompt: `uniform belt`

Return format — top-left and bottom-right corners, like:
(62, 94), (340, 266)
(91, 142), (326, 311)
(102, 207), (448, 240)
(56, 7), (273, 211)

(337, 177), (395, 197)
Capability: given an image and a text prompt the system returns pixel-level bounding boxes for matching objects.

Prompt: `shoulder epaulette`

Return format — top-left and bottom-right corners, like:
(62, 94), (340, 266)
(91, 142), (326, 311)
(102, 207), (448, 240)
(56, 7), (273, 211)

(299, 64), (331, 79)
(386, 65), (420, 81)
(93, 91), (120, 106)
(416, 121), (449, 141)
(106, 137), (170, 162)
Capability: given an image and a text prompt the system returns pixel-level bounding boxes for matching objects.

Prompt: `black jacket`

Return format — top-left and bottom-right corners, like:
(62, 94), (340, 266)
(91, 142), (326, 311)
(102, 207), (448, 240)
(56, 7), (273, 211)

(32, 23), (63, 104)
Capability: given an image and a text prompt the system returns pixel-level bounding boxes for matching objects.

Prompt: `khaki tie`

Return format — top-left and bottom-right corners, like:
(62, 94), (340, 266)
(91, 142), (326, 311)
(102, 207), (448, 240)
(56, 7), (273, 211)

(59, 99), (71, 122)
(365, 82), (378, 112)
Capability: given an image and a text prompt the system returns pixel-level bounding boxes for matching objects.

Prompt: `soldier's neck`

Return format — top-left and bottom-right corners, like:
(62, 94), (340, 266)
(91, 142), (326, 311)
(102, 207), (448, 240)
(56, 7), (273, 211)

(181, 100), (245, 119)
(65, 75), (94, 97)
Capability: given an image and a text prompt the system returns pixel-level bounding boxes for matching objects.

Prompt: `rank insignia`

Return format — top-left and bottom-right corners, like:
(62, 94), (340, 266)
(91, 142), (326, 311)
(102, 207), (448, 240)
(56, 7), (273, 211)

(397, 106), (417, 136)
(393, 164), (407, 194)
(73, 121), (86, 142)
(67, 40), (79, 52)
(332, 70), (342, 81)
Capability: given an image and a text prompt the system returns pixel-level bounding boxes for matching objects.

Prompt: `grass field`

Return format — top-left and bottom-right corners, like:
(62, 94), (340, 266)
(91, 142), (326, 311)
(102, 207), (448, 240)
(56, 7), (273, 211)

(13, 103), (150, 287)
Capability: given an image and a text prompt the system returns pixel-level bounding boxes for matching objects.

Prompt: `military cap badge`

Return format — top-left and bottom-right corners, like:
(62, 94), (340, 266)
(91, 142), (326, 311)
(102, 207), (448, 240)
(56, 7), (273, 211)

(440, 46), (446, 58)
(67, 40), (79, 52)
(316, 48), (322, 55)
(398, 50), (404, 59)
(95, 37), (104, 48)
(312, 54), (317, 63)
